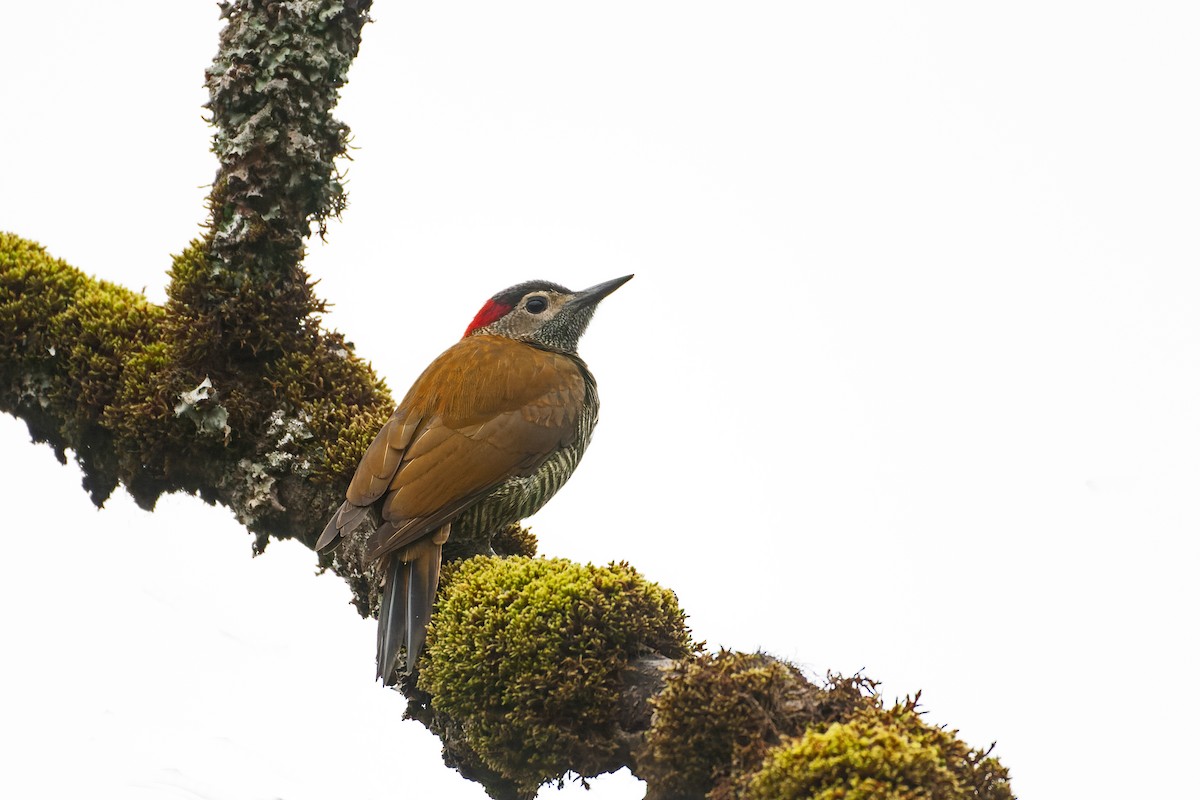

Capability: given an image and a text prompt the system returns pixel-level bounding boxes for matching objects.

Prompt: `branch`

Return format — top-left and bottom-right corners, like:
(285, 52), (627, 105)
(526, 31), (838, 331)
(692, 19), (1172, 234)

(0, 0), (388, 554)
(0, 4), (1017, 799)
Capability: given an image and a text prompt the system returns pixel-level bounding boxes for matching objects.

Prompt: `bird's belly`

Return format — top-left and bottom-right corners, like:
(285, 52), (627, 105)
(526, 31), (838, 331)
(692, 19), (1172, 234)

(448, 431), (594, 556)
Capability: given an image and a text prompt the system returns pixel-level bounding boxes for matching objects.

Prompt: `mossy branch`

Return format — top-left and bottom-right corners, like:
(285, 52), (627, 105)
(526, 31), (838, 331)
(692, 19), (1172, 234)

(0, 3), (1016, 799)
(389, 557), (1014, 800)
(1, 0), (385, 547)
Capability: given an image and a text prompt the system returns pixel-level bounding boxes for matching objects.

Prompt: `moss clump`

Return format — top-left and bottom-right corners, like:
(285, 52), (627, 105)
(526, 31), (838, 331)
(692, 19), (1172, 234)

(165, 240), (327, 376)
(262, 339), (391, 479)
(0, 230), (391, 522)
(0, 233), (168, 504)
(744, 713), (955, 800)
(165, 241), (392, 478)
(638, 650), (873, 799)
(489, 523), (539, 558)
(0, 234), (164, 418)
(741, 703), (1013, 800)
(419, 556), (691, 796)
(102, 339), (177, 506)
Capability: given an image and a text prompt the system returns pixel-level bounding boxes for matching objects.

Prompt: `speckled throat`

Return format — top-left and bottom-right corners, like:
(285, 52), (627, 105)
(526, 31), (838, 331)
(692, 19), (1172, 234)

(444, 354), (599, 560)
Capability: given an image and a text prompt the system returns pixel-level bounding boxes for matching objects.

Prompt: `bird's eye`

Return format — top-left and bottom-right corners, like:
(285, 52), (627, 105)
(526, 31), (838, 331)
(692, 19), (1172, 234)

(525, 296), (548, 314)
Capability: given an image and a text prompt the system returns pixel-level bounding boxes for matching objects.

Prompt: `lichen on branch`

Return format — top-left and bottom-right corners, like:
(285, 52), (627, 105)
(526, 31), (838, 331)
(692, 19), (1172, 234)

(206, 0), (370, 270)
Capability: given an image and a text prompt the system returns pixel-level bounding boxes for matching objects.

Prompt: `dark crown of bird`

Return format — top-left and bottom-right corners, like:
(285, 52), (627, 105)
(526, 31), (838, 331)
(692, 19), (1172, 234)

(317, 274), (633, 685)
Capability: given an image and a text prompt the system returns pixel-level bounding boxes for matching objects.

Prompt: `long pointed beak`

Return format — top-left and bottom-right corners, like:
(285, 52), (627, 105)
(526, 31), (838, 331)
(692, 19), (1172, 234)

(569, 274), (634, 308)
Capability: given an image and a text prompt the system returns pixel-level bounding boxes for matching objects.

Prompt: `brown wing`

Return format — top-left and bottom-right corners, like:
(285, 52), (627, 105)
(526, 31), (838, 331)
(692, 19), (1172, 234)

(342, 335), (586, 559)
(313, 410), (423, 550)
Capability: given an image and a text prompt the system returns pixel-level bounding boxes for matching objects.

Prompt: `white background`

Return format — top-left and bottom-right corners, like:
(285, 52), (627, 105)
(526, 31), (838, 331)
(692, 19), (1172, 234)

(2, 3), (1198, 798)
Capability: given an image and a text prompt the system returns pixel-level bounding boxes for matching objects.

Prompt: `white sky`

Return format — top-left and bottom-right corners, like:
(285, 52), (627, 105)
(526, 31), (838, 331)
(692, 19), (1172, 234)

(2, 3), (1198, 798)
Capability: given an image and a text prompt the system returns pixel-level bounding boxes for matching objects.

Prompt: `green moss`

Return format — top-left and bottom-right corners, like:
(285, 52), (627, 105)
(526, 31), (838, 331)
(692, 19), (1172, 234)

(1, 234), (85, 368)
(638, 651), (874, 799)
(744, 715), (956, 800)
(742, 704), (1013, 800)
(2, 3), (382, 527)
(0, 232), (392, 516)
(53, 268), (165, 416)
(165, 241), (320, 371)
(0, 233), (167, 504)
(490, 523), (539, 558)
(163, 237), (392, 485)
(419, 556), (691, 796)
(263, 338), (391, 481)
(864, 703), (1014, 800)
(310, 398), (391, 478)
(102, 340), (178, 506)
(0, 234), (160, 405)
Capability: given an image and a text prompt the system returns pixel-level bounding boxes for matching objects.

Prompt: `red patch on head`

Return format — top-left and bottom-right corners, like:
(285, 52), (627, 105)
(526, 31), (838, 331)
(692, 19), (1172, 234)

(464, 299), (513, 337)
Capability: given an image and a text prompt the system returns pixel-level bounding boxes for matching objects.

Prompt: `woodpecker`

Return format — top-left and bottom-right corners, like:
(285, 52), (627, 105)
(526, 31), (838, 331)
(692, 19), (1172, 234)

(316, 275), (632, 685)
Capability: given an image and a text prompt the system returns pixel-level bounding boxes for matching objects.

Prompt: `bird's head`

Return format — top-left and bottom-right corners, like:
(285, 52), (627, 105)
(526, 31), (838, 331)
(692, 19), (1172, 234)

(463, 275), (633, 352)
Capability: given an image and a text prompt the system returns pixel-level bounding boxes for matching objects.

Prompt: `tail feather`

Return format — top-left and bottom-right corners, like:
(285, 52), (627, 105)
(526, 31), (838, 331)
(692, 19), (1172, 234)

(375, 524), (450, 685)
(404, 542), (442, 673)
(316, 501), (370, 551)
(376, 556), (409, 684)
